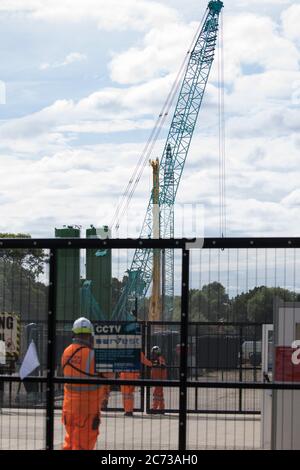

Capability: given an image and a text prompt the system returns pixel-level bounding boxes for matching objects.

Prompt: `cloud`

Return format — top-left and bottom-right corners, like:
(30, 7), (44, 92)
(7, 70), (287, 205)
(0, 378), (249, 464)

(174, 130), (300, 238)
(109, 21), (198, 85)
(0, 0), (178, 32)
(227, 105), (300, 139)
(58, 119), (154, 134)
(40, 52), (87, 70)
(1, 130), (300, 239)
(221, 12), (300, 85)
(281, 4), (300, 41)
(282, 190), (300, 207)
(0, 73), (176, 156)
(1, 0), (300, 240)
(108, 8), (300, 104)
(238, 0), (292, 4)
(0, 143), (148, 235)
(0, 80), (6, 104)
(228, 197), (299, 236)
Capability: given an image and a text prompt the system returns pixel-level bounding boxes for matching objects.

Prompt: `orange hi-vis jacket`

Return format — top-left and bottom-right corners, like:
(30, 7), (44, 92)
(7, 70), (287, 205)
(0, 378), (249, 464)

(61, 340), (102, 415)
(141, 351), (153, 369)
(151, 355), (167, 411)
(119, 352), (152, 380)
(151, 355), (167, 380)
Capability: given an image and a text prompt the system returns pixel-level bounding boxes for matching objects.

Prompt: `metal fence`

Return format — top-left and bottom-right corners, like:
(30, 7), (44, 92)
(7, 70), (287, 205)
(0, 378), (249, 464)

(145, 321), (263, 415)
(0, 237), (300, 450)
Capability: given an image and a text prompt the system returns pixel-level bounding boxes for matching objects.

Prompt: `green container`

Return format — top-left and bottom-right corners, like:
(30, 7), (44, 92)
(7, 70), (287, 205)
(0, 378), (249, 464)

(86, 226), (112, 318)
(55, 227), (80, 322)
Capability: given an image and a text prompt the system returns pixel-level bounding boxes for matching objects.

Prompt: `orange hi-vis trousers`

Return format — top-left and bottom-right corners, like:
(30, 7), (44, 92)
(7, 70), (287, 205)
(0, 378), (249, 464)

(61, 342), (102, 450)
(152, 387), (165, 410)
(119, 371), (139, 413)
(151, 356), (167, 410)
(62, 411), (100, 450)
(100, 372), (115, 410)
(120, 353), (152, 413)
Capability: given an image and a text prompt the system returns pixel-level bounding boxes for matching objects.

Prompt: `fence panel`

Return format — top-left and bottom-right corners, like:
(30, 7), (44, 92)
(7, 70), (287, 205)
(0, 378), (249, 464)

(0, 238), (300, 450)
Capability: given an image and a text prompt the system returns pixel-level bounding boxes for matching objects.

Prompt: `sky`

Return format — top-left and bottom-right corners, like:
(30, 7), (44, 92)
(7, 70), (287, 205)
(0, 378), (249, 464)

(0, 0), (299, 239)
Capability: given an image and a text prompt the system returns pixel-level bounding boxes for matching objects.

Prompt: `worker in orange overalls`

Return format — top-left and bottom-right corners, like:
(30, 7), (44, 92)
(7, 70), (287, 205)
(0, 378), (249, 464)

(100, 371), (115, 410)
(61, 317), (102, 450)
(151, 346), (167, 413)
(120, 351), (152, 416)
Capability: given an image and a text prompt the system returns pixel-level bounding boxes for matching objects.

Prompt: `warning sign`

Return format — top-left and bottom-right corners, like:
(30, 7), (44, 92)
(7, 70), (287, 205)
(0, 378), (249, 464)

(93, 322), (142, 373)
(0, 312), (20, 358)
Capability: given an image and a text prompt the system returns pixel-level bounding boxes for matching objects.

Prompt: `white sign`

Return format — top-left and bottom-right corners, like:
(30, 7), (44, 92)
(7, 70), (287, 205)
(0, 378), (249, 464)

(0, 340), (6, 365)
(19, 340), (40, 380)
(0, 312), (20, 357)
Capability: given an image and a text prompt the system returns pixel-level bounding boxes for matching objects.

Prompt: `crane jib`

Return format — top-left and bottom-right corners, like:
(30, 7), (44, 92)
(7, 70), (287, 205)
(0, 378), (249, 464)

(113, 1), (224, 321)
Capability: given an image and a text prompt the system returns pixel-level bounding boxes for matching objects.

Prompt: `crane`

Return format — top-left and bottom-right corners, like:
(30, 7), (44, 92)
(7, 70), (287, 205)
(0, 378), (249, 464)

(112, 0), (224, 321)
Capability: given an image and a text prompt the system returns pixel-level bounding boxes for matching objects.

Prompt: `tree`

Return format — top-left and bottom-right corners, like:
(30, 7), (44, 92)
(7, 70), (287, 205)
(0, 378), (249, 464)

(0, 233), (47, 280)
(174, 282), (230, 322)
(231, 287), (263, 323)
(198, 282), (229, 321)
(246, 286), (297, 324)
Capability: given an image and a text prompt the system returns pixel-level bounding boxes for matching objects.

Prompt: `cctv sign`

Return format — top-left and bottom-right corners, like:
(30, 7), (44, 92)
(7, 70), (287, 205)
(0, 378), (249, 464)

(0, 312), (20, 358)
(93, 322), (142, 373)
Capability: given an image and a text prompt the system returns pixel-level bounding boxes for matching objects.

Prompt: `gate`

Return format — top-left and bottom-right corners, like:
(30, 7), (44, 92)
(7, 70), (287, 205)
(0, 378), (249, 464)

(145, 321), (262, 415)
(1, 237), (300, 450)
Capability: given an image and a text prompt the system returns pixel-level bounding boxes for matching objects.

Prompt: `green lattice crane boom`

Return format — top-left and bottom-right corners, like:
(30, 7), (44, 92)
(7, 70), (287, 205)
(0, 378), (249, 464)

(113, 0), (224, 320)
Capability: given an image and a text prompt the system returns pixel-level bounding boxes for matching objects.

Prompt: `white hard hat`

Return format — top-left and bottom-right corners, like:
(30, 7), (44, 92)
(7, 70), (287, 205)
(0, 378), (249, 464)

(72, 317), (94, 335)
(151, 345), (161, 355)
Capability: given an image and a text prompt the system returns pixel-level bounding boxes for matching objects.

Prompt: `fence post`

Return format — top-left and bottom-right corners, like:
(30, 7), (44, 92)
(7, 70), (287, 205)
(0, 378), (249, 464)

(46, 249), (57, 450)
(239, 326), (243, 412)
(179, 248), (190, 450)
(146, 322), (151, 413)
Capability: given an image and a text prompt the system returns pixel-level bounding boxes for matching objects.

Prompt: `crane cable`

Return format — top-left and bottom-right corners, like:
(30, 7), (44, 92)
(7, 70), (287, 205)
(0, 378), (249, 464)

(218, 11), (226, 238)
(111, 54), (188, 232)
(110, 15), (206, 233)
(109, 9), (208, 234)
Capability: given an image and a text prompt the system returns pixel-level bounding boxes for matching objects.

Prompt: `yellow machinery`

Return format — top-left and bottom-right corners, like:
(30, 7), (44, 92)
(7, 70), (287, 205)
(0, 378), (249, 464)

(149, 159), (161, 321)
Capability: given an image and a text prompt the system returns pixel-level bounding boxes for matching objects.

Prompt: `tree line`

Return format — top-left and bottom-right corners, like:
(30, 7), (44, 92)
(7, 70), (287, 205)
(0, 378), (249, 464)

(0, 233), (298, 325)
(173, 281), (299, 324)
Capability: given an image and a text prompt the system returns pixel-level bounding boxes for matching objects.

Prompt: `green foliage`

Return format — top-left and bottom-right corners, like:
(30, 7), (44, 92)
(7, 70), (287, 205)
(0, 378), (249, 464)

(0, 259), (48, 321)
(173, 282), (230, 322)
(172, 283), (299, 324)
(246, 286), (297, 323)
(193, 282), (229, 321)
(0, 233), (48, 321)
(0, 233), (47, 280)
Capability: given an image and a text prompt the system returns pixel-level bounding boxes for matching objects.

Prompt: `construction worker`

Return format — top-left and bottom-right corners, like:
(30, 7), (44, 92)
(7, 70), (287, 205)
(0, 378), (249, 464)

(120, 351), (152, 416)
(100, 371), (115, 410)
(61, 317), (102, 450)
(151, 346), (167, 413)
